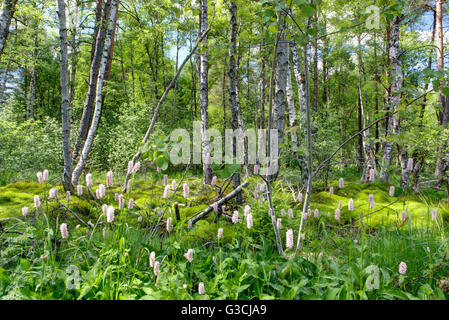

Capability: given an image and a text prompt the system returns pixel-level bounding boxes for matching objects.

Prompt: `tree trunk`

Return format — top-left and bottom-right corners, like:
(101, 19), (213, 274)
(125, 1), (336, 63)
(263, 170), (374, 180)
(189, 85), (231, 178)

(286, 54), (298, 154)
(259, 39), (266, 130)
(71, 0), (118, 185)
(357, 33), (376, 181)
(312, 12), (318, 113)
(228, 1), (244, 202)
(72, 0), (111, 163)
(435, 0), (448, 187)
(198, 0), (213, 184)
(0, 0), (17, 59)
(271, 26), (288, 180)
(57, 0), (73, 192)
(382, 15), (406, 187)
(26, 31), (39, 120)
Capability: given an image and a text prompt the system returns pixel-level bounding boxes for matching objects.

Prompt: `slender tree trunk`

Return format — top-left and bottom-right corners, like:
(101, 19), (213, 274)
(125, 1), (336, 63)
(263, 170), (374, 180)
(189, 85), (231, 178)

(198, 0), (213, 184)
(286, 54), (298, 154)
(382, 15), (406, 187)
(358, 32), (376, 181)
(71, 0), (118, 185)
(290, 40), (308, 184)
(312, 12), (318, 113)
(259, 39), (266, 130)
(57, 0), (73, 192)
(271, 25), (288, 180)
(0, 19), (16, 106)
(412, 9), (436, 193)
(228, 1), (244, 201)
(26, 32), (39, 120)
(0, 0), (17, 59)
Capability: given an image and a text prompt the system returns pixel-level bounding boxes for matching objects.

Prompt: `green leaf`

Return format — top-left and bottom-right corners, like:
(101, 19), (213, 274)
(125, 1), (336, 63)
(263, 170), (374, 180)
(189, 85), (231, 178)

(441, 86), (449, 96)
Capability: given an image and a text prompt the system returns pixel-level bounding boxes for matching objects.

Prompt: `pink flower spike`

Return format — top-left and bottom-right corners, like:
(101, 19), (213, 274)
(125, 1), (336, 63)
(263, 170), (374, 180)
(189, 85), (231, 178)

(276, 218), (282, 230)
(157, 167), (161, 174)
(281, 209), (286, 217)
(66, 191), (71, 202)
(163, 185), (170, 199)
(163, 174), (168, 186)
(128, 198), (134, 209)
(338, 200), (343, 209)
(335, 208), (341, 221)
(149, 252), (155, 267)
(254, 189), (259, 199)
(217, 228), (223, 241)
(232, 211), (239, 224)
(60, 223), (68, 239)
(171, 180), (177, 190)
(106, 170), (113, 187)
(184, 249), (194, 263)
(286, 229), (293, 249)
(432, 209), (437, 221)
(43, 169), (49, 181)
(118, 194), (124, 209)
(348, 199), (354, 211)
(399, 261), (407, 275)
(99, 184), (106, 198)
(401, 210), (407, 222)
(246, 213), (253, 229)
(244, 205), (251, 216)
(368, 194), (374, 203)
(329, 186), (334, 196)
(106, 206), (115, 223)
(34, 195), (40, 208)
(22, 207), (28, 217)
(314, 209), (319, 218)
(127, 161), (133, 175)
(166, 217), (172, 232)
(253, 164), (259, 175)
(369, 168), (375, 181)
(183, 183), (189, 198)
(36, 172), (43, 184)
(297, 192), (303, 203)
(288, 208), (293, 219)
(198, 282), (205, 295)
(338, 178), (344, 189)
(133, 161), (141, 174)
(77, 185), (83, 196)
(102, 204), (108, 215)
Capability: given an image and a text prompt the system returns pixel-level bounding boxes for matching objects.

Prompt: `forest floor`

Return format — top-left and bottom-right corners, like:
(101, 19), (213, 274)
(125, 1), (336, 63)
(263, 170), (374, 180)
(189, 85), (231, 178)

(0, 171), (448, 299)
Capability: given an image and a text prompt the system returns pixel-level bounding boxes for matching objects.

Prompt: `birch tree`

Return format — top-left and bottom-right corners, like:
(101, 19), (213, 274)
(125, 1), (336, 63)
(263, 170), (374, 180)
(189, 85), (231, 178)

(381, 14), (407, 187)
(0, 0), (18, 59)
(228, 1), (244, 202)
(57, 0), (73, 191)
(198, 0), (213, 184)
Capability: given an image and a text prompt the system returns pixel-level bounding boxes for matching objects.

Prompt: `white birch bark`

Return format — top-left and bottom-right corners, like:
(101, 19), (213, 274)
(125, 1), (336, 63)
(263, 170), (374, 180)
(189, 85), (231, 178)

(57, 0), (73, 191)
(198, 0), (213, 184)
(0, 0), (17, 58)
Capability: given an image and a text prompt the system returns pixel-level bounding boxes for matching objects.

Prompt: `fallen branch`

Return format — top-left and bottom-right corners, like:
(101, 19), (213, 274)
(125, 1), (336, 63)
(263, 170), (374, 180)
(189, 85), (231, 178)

(188, 180), (249, 226)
